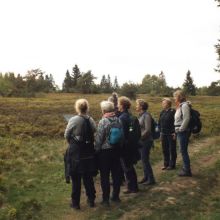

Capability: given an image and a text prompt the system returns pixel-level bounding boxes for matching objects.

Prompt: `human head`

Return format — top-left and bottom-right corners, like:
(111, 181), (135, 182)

(100, 101), (114, 114)
(173, 90), (186, 104)
(136, 99), (149, 112)
(108, 92), (118, 107)
(75, 99), (89, 114)
(118, 96), (131, 112)
(162, 98), (172, 110)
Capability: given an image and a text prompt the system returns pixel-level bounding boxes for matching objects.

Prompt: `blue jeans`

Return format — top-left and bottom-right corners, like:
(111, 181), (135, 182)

(177, 131), (191, 171)
(139, 140), (155, 182)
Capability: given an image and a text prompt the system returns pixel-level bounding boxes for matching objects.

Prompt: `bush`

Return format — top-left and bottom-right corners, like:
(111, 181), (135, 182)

(120, 82), (138, 100)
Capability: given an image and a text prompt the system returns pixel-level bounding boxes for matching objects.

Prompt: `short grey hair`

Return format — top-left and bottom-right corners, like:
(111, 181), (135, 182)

(100, 101), (114, 113)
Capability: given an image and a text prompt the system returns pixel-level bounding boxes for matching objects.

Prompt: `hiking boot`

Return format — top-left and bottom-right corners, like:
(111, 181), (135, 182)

(178, 169), (192, 177)
(123, 189), (139, 194)
(166, 166), (175, 170)
(87, 199), (95, 208)
(161, 166), (168, 170)
(138, 178), (148, 184)
(143, 180), (156, 186)
(101, 200), (110, 207)
(70, 203), (80, 210)
(111, 196), (121, 203)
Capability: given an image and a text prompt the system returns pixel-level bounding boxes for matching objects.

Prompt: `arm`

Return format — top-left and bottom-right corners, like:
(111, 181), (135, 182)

(89, 117), (97, 133)
(95, 119), (106, 152)
(179, 104), (190, 132)
(64, 117), (75, 141)
(141, 114), (151, 139)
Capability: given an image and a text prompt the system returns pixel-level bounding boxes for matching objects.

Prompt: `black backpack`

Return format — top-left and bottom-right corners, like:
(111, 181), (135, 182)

(180, 105), (202, 134)
(128, 115), (141, 145)
(72, 116), (95, 159)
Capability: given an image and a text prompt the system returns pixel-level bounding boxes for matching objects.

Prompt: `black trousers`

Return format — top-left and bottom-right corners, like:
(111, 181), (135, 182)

(98, 149), (121, 201)
(120, 158), (138, 191)
(161, 134), (177, 168)
(71, 172), (96, 206)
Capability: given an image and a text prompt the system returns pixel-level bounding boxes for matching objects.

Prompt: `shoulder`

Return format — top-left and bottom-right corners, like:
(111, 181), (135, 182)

(181, 102), (190, 110)
(68, 115), (81, 123)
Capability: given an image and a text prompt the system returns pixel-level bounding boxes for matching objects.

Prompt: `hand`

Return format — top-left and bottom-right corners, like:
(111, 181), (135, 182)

(172, 133), (176, 140)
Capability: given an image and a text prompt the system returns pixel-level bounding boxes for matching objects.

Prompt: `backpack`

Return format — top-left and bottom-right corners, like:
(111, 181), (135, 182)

(128, 115), (141, 144)
(144, 112), (160, 140)
(79, 116), (94, 144)
(70, 116), (95, 159)
(151, 116), (160, 140)
(107, 118), (124, 146)
(180, 104), (202, 134)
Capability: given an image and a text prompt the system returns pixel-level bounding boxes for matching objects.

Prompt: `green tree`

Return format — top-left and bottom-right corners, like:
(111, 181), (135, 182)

(158, 71), (167, 95)
(0, 77), (13, 96)
(100, 75), (107, 92)
(62, 70), (72, 92)
(72, 65), (81, 86)
(120, 82), (138, 100)
(77, 71), (96, 93)
(182, 70), (197, 96)
(113, 76), (119, 91)
(207, 80), (220, 96)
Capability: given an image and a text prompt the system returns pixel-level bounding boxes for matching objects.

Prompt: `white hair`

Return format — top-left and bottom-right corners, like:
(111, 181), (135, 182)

(100, 101), (114, 113)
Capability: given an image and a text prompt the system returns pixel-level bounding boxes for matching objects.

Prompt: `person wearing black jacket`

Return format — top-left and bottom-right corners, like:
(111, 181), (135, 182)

(159, 98), (177, 170)
(118, 96), (139, 194)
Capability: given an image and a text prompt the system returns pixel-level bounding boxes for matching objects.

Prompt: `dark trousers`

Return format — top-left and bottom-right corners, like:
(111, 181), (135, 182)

(120, 159), (138, 191)
(98, 149), (121, 201)
(71, 172), (96, 206)
(139, 140), (155, 182)
(161, 134), (177, 168)
(177, 131), (191, 171)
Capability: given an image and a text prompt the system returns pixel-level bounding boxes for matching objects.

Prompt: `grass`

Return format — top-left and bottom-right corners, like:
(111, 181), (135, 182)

(0, 93), (220, 219)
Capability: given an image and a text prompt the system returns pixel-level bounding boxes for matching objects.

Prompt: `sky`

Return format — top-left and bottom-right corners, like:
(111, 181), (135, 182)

(0, 0), (220, 88)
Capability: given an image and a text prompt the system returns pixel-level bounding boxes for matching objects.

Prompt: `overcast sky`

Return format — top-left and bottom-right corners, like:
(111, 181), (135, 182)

(0, 0), (220, 88)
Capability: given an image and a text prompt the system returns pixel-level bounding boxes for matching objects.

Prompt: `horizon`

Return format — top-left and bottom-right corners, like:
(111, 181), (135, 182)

(0, 0), (220, 88)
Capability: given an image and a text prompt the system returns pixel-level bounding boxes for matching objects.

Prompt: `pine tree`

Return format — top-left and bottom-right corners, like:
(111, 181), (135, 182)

(62, 70), (72, 92)
(182, 70), (196, 96)
(72, 65), (81, 86)
(100, 75), (107, 92)
(77, 71), (96, 93)
(113, 76), (119, 90)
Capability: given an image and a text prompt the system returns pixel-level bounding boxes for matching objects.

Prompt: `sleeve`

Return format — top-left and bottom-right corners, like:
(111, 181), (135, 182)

(64, 117), (75, 140)
(95, 119), (106, 152)
(89, 117), (97, 133)
(141, 114), (151, 139)
(179, 104), (190, 132)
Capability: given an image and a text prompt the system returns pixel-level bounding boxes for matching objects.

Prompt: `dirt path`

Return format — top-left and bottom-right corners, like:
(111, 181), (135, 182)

(61, 135), (220, 220)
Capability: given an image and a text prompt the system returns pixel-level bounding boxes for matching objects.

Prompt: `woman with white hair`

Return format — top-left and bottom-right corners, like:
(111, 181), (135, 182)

(64, 99), (97, 210)
(95, 101), (123, 206)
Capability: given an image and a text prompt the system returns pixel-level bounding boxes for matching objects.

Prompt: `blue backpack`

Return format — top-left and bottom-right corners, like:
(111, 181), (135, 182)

(107, 118), (124, 145)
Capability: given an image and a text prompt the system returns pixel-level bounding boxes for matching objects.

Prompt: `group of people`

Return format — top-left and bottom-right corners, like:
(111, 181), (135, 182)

(64, 90), (192, 210)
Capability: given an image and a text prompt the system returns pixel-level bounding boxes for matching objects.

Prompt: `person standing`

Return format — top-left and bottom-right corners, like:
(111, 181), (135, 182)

(95, 101), (123, 206)
(136, 99), (156, 185)
(173, 90), (192, 177)
(159, 98), (177, 170)
(64, 99), (97, 209)
(118, 96), (139, 194)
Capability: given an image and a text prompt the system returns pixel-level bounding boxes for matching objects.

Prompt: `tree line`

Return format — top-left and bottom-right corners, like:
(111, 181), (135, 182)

(0, 65), (219, 98)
